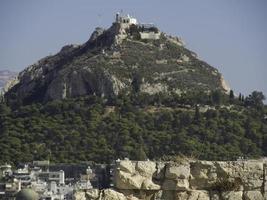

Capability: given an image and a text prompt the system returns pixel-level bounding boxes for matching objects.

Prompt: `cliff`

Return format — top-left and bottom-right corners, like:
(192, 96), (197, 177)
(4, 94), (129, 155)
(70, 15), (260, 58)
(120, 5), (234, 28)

(0, 70), (17, 91)
(74, 159), (267, 200)
(4, 16), (230, 105)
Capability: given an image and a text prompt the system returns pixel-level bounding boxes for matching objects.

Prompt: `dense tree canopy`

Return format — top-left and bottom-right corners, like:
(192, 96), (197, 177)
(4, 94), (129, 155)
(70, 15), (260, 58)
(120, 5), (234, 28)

(0, 91), (266, 165)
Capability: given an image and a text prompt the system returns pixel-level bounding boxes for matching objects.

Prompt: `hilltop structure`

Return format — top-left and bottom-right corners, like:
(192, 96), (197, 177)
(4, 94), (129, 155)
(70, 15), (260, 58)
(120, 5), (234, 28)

(113, 12), (161, 41)
(115, 13), (138, 26)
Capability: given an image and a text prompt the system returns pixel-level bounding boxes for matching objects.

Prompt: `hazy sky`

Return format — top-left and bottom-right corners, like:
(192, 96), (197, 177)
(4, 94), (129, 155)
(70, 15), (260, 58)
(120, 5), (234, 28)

(0, 0), (266, 98)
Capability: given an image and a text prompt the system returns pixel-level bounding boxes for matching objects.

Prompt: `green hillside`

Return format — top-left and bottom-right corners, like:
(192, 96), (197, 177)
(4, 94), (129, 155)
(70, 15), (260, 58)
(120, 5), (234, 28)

(0, 91), (266, 165)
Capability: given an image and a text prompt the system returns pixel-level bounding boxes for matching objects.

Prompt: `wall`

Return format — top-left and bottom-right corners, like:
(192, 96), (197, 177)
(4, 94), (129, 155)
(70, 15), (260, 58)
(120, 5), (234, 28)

(74, 159), (267, 200)
(140, 32), (161, 40)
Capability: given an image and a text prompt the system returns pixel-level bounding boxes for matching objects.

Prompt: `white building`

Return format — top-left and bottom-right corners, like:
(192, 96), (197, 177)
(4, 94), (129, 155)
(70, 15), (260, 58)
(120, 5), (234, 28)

(114, 12), (160, 40)
(115, 13), (137, 25)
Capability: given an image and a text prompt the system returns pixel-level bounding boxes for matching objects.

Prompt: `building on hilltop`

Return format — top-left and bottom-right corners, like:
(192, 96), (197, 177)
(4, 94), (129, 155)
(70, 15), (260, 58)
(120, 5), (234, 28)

(115, 13), (138, 26)
(114, 12), (160, 40)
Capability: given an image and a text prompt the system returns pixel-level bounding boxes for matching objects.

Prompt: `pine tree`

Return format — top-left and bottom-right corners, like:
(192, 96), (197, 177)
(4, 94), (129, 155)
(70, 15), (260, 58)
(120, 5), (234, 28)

(229, 90), (234, 100)
(238, 93), (242, 101)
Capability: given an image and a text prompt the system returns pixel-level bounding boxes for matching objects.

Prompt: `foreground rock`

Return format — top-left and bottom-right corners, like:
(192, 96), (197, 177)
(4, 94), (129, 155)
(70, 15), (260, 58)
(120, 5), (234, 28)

(74, 159), (267, 200)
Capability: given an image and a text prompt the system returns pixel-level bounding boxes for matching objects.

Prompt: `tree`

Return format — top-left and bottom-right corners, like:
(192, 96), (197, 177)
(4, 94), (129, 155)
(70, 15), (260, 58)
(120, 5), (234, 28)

(136, 145), (147, 161)
(245, 91), (265, 110)
(211, 90), (222, 105)
(132, 73), (142, 93)
(238, 93), (242, 101)
(229, 90), (234, 103)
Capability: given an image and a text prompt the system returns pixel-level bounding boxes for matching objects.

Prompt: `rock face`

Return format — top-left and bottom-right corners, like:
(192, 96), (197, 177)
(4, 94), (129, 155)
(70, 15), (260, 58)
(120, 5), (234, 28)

(0, 70), (17, 91)
(5, 17), (229, 105)
(75, 159), (267, 200)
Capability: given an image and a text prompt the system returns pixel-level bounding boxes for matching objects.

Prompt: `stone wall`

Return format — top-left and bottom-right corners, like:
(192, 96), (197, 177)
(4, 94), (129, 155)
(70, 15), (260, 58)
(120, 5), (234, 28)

(74, 159), (267, 200)
(140, 32), (161, 40)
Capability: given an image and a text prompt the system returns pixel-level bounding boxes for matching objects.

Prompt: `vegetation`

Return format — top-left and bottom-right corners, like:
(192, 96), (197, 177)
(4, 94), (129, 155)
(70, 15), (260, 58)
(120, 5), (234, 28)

(0, 90), (266, 165)
(211, 177), (242, 192)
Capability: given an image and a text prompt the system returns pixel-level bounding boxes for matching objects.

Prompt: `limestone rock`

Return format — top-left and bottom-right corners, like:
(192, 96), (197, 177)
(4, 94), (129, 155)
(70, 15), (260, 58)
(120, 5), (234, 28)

(176, 190), (210, 200)
(73, 191), (86, 200)
(190, 161), (218, 189)
(221, 191), (243, 200)
(115, 161), (160, 190)
(118, 160), (136, 174)
(216, 161), (264, 190)
(165, 162), (190, 179)
(141, 179), (161, 190)
(76, 160), (266, 200)
(101, 189), (127, 200)
(139, 82), (168, 95)
(86, 189), (100, 199)
(162, 179), (189, 191)
(190, 160), (264, 191)
(176, 191), (189, 200)
(220, 75), (231, 93)
(243, 191), (264, 200)
(176, 179), (189, 191)
(209, 191), (220, 200)
(136, 161), (157, 178)
(115, 171), (143, 189)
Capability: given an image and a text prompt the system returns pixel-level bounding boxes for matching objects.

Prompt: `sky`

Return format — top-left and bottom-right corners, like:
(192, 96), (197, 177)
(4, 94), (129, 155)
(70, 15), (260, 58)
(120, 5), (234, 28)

(0, 0), (266, 99)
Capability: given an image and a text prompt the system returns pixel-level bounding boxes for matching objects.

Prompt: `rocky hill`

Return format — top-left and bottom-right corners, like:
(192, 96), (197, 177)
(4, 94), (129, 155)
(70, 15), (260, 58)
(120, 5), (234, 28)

(1, 14), (266, 166)
(0, 70), (17, 91)
(4, 14), (230, 105)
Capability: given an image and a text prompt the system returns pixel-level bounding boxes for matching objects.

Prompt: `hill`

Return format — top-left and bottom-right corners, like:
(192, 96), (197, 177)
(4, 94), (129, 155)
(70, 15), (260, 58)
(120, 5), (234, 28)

(1, 14), (266, 165)
(4, 14), (229, 106)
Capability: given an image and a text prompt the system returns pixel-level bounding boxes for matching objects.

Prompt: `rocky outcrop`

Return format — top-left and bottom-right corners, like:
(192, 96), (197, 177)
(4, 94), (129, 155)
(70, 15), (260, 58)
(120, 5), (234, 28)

(0, 70), (17, 92)
(75, 159), (267, 200)
(4, 16), (228, 105)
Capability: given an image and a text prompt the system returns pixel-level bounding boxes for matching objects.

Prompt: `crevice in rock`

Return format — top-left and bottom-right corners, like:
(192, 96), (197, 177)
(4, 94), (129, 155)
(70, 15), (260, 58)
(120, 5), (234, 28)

(242, 191), (245, 200)
(262, 163), (266, 197)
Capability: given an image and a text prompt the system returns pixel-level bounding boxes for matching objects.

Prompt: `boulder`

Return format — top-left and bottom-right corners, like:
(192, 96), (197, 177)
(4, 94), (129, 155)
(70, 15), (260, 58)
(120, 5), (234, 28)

(176, 190), (210, 200)
(165, 162), (190, 179)
(216, 161), (264, 191)
(221, 191), (243, 200)
(190, 160), (264, 191)
(101, 189), (127, 200)
(162, 179), (189, 191)
(243, 191), (264, 200)
(73, 191), (86, 200)
(176, 179), (189, 190)
(118, 160), (136, 174)
(190, 161), (217, 189)
(115, 171), (143, 189)
(86, 189), (100, 199)
(209, 191), (220, 200)
(136, 161), (157, 177)
(141, 179), (161, 190)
